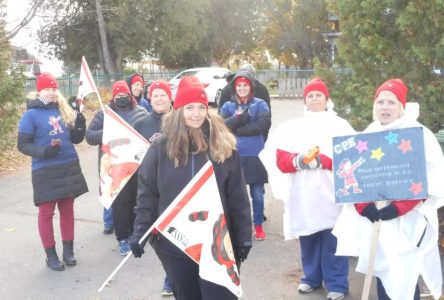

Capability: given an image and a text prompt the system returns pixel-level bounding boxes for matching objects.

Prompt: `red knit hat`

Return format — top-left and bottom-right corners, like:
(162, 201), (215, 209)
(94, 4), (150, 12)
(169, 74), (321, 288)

(375, 79), (407, 108)
(112, 80), (131, 97)
(303, 78), (330, 99)
(234, 76), (253, 89)
(130, 75), (144, 86)
(36, 72), (58, 91)
(148, 79), (172, 100)
(173, 76), (208, 109)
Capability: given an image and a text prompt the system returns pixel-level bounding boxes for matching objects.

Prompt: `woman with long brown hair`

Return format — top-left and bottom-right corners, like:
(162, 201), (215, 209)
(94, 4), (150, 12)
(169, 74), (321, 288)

(129, 76), (252, 300)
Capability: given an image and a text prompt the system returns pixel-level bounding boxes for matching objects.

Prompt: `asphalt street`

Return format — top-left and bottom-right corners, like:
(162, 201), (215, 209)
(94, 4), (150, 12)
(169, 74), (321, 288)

(0, 99), (442, 300)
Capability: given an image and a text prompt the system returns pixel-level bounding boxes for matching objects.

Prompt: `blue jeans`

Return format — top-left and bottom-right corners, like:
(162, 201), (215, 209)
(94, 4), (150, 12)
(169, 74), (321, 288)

(250, 184), (265, 225)
(103, 207), (113, 229)
(299, 229), (349, 293)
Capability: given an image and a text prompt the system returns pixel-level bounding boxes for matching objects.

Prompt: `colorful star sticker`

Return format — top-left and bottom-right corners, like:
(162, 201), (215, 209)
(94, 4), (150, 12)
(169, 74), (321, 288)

(409, 182), (423, 196)
(398, 139), (413, 154)
(370, 147), (385, 161)
(355, 140), (368, 154)
(384, 131), (399, 145)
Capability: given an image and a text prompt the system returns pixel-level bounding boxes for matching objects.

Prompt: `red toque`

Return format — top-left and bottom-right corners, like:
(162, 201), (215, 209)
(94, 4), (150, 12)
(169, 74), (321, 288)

(130, 75), (144, 86)
(303, 78), (330, 99)
(173, 76), (208, 109)
(112, 80), (131, 97)
(36, 72), (58, 91)
(375, 79), (407, 108)
(148, 79), (172, 100)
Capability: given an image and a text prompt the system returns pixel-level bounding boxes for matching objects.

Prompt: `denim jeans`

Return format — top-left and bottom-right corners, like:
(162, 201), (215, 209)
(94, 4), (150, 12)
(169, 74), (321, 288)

(249, 183), (265, 225)
(103, 207), (113, 229)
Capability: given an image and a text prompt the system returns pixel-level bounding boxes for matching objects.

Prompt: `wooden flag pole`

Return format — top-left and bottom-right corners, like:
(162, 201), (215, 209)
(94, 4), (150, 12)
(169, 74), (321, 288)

(361, 201), (384, 300)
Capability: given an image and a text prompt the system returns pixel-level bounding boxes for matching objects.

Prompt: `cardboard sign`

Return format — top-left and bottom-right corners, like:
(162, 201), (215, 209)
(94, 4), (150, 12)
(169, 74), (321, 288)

(333, 127), (428, 203)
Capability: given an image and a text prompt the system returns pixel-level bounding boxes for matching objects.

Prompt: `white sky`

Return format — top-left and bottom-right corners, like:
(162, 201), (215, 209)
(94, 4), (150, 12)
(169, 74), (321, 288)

(4, 0), (64, 76)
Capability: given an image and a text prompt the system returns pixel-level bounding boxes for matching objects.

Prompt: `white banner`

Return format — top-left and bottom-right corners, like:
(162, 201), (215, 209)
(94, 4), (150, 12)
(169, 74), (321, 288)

(99, 106), (149, 209)
(153, 161), (242, 297)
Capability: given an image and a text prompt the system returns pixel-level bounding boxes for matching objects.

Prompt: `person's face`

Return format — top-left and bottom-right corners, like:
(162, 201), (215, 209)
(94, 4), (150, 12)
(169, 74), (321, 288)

(235, 82), (251, 99)
(375, 91), (402, 125)
(39, 88), (59, 102)
(305, 91), (327, 112)
(150, 88), (171, 114)
(183, 103), (207, 128)
(131, 81), (143, 97)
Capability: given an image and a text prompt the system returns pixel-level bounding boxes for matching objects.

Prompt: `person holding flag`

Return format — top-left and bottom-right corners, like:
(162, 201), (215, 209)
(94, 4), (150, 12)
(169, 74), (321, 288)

(133, 79), (174, 296)
(17, 72), (88, 271)
(129, 76), (252, 300)
(333, 79), (444, 300)
(85, 80), (147, 255)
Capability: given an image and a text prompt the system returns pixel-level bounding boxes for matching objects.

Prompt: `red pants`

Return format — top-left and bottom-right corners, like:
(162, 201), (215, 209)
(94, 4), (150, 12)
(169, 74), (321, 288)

(38, 197), (75, 248)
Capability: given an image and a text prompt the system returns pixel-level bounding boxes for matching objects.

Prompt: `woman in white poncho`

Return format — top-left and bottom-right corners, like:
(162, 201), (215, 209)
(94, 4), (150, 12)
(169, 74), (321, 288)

(260, 78), (355, 300)
(333, 79), (444, 300)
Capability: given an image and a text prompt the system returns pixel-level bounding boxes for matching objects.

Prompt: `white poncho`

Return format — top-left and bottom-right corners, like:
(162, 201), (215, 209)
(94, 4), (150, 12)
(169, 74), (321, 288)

(260, 109), (355, 239)
(333, 109), (444, 299)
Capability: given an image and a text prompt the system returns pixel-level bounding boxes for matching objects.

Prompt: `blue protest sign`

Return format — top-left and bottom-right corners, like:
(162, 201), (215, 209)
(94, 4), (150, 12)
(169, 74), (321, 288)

(333, 127), (428, 203)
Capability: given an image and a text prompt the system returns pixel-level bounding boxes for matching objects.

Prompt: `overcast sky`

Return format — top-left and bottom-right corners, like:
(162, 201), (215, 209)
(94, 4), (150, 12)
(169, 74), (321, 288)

(5, 0), (64, 76)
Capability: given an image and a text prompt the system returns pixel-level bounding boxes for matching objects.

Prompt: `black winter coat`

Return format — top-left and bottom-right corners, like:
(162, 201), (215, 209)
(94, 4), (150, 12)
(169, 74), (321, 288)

(133, 137), (253, 262)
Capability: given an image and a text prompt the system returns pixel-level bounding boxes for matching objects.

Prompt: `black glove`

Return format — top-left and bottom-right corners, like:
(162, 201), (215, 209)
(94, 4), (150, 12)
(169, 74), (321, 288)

(379, 204), (399, 221)
(237, 109), (250, 124)
(237, 246), (251, 262)
(361, 203), (380, 223)
(128, 233), (145, 258)
(75, 111), (86, 127)
(44, 144), (61, 158)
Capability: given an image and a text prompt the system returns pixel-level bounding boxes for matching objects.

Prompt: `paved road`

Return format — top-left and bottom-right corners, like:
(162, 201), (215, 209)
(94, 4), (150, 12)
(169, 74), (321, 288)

(0, 99), (441, 299)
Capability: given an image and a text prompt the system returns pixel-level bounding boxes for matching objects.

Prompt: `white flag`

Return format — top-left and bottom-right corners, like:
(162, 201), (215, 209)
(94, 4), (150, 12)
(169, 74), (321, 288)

(152, 161), (243, 297)
(77, 56), (98, 108)
(99, 106), (149, 209)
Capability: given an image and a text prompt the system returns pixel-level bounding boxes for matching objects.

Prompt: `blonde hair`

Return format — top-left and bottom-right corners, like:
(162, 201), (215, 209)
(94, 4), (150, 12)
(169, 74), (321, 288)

(28, 90), (77, 129)
(162, 108), (237, 167)
(372, 100), (405, 123)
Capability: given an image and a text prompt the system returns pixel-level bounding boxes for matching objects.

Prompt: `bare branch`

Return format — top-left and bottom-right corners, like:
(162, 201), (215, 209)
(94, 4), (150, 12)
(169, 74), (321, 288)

(6, 0), (46, 39)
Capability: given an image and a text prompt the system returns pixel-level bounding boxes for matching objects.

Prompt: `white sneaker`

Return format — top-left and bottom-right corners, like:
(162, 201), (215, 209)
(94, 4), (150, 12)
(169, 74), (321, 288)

(327, 291), (345, 300)
(298, 283), (314, 293)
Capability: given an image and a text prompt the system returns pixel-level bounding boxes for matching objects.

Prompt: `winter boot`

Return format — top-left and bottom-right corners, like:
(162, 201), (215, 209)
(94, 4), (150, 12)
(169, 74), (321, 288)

(44, 247), (65, 271)
(62, 240), (77, 266)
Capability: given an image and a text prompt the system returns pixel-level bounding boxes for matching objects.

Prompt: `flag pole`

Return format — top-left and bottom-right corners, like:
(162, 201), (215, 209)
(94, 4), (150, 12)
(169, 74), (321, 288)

(98, 224), (156, 292)
(361, 201), (384, 300)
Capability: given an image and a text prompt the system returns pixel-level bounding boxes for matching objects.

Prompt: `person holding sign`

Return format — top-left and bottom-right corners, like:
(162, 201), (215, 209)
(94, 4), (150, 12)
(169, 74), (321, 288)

(129, 76), (252, 300)
(17, 72), (88, 271)
(85, 81), (147, 256)
(333, 79), (444, 299)
(260, 78), (355, 300)
(133, 79), (173, 296)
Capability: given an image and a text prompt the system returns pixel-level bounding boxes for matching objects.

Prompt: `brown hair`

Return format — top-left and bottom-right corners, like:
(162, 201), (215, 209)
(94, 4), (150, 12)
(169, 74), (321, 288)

(162, 108), (236, 167)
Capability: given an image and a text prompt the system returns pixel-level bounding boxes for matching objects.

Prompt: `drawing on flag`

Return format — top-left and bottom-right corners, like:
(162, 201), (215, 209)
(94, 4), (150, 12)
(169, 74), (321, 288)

(99, 106), (149, 209)
(77, 56), (99, 111)
(152, 161), (243, 297)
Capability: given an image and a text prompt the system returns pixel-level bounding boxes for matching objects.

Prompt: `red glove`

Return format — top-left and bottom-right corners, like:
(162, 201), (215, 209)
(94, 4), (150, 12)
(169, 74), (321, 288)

(319, 154), (332, 170)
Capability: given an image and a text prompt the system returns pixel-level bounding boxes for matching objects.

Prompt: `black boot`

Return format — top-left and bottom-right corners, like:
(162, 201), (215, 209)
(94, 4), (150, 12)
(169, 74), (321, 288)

(44, 247), (65, 271)
(62, 240), (77, 266)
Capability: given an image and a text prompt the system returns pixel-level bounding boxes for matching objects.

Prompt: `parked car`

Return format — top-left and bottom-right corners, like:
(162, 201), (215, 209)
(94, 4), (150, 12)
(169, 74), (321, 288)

(169, 67), (231, 106)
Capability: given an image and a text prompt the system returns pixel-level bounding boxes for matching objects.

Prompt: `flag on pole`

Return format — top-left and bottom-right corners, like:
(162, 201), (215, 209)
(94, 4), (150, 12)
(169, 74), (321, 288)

(151, 161), (243, 297)
(99, 106), (149, 209)
(77, 56), (98, 98)
(77, 56), (100, 111)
